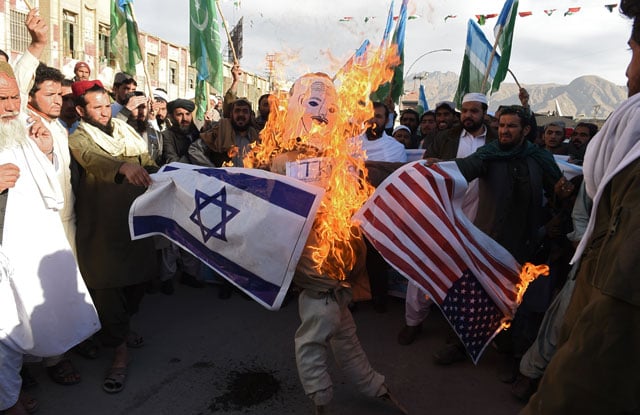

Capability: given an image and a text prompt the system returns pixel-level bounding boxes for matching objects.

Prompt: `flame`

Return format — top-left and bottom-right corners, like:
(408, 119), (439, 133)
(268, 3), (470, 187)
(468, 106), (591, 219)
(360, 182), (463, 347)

(245, 44), (400, 280)
(500, 262), (550, 329)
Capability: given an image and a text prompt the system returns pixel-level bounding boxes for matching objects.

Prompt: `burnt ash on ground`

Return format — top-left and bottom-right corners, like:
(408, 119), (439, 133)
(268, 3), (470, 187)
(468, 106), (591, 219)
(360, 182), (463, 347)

(208, 367), (282, 412)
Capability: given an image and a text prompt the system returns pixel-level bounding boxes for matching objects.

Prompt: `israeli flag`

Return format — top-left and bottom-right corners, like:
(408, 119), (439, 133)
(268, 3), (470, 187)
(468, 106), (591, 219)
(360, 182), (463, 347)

(129, 163), (324, 310)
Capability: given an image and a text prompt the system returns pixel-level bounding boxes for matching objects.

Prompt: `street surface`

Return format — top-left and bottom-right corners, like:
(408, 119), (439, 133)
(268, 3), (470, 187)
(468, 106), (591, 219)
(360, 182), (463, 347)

(25, 283), (525, 415)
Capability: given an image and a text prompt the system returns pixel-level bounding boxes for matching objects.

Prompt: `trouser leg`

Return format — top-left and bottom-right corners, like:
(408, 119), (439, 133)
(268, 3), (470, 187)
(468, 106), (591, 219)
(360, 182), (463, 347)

(405, 282), (433, 326)
(294, 290), (339, 406)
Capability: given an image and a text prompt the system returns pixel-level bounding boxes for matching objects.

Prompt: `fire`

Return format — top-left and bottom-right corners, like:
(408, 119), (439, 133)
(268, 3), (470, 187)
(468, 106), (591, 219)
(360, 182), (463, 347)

(515, 262), (550, 304)
(245, 45), (400, 280)
(500, 262), (550, 329)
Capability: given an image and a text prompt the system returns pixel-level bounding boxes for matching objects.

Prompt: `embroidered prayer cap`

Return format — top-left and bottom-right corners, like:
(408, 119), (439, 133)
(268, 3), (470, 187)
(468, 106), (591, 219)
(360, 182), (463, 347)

(74, 61), (90, 75)
(71, 80), (104, 97)
(462, 93), (488, 105)
(167, 98), (195, 114)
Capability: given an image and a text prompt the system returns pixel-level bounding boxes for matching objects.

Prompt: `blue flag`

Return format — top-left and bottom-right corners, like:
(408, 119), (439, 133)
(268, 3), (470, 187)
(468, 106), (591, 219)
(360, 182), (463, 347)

(417, 84), (429, 114)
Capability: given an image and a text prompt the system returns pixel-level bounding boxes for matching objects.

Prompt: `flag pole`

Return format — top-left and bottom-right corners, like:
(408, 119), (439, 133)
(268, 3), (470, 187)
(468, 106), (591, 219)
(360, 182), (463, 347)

(215, 0), (239, 65)
(126, 3), (155, 98)
(480, 25), (503, 92)
(507, 68), (522, 89)
(23, 0), (33, 10)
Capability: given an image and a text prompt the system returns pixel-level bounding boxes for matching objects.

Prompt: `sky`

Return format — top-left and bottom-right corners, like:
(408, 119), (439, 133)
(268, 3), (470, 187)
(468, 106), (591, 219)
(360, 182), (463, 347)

(134, 0), (633, 88)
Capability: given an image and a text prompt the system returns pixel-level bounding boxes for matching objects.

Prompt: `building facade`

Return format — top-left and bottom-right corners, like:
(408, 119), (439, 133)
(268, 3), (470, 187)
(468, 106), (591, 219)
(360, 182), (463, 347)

(0, 0), (269, 106)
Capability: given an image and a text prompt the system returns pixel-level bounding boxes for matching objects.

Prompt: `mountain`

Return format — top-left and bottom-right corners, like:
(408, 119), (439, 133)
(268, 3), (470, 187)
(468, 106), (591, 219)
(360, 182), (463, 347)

(405, 71), (628, 118)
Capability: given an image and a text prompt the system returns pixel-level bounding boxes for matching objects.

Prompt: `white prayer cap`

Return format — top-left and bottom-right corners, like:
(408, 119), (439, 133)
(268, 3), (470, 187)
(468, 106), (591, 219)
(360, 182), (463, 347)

(392, 125), (411, 135)
(153, 89), (169, 102)
(209, 94), (219, 105)
(462, 92), (488, 105)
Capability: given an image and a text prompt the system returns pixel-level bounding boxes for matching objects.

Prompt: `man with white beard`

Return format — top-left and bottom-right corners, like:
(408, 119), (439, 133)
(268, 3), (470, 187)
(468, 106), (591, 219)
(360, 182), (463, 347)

(0, 61), (99, 415)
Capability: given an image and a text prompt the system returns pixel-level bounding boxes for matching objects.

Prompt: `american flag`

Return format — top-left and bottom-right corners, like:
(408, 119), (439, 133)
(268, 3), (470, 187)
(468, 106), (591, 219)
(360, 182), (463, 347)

(354, 161), (522, 364)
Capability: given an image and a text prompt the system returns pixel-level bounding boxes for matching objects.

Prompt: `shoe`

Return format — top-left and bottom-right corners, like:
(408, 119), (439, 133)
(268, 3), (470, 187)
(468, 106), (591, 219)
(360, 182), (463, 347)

(180, 273), (205, 288)
(46, 358), (81, 385)
(103, 366), (127, 394)
(511, 373), (539, 402)
(433, 343), (467, 365)
(378, 386), (408, 415)
(397, 324), (421, 345)
(160, 279), (174, 295)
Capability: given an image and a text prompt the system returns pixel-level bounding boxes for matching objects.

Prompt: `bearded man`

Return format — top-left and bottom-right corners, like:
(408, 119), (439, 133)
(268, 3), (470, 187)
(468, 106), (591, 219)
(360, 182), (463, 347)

(0, 62), (99, 414)
(68, 80), (157, 394)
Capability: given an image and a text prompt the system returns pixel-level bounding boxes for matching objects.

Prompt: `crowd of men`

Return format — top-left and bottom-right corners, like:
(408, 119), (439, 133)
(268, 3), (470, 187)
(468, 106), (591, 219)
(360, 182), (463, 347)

(2, 1), (640, 414)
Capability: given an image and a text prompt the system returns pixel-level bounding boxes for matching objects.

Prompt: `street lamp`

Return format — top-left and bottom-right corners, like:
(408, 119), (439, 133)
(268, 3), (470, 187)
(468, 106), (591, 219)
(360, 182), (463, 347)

(404, 48), (452, 78)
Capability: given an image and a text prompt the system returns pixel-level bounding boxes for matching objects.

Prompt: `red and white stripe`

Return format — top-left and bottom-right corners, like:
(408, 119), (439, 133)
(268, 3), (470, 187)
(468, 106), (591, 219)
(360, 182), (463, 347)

(355, 161), (521, 317)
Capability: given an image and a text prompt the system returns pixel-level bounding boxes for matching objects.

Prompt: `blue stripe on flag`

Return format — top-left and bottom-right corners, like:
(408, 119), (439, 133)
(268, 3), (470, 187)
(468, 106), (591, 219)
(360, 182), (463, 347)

(495, 0), (516, 32)
(132, 215), (281, 306)
(163, 166), (317, 218)
(468, 20), (500, 79)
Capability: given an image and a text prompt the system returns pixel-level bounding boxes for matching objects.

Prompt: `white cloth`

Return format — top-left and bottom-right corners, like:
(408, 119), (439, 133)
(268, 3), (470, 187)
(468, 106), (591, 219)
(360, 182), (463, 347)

(404, 281), (433, 326)
(456, 127), (487, 221)
(294, 289), (386, 405)
(77, 117), (149, 157)
(0, 141), (100, 357)
(572, 92), (640, 263)
(359, 131), (407, 163)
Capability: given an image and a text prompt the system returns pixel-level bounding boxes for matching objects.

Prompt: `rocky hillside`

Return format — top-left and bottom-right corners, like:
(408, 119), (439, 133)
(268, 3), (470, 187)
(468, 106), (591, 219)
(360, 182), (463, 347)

(408, 71), (628, 118)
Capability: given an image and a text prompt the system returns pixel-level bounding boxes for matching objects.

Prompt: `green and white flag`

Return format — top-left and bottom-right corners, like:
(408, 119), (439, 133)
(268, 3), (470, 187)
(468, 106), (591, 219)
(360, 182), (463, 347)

(110, 0), (142, 75)
(491, 0), (518, 93)
(190, 0), (223, 120)
(454, 20), (500, 108)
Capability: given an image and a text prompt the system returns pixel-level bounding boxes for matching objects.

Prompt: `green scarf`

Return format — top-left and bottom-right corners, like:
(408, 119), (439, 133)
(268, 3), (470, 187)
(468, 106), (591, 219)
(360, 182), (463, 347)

(473, 140), (562, 181)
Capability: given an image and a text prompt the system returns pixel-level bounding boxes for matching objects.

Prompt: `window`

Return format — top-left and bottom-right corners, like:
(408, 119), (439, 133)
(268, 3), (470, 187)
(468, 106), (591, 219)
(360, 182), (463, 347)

(169, 60), (178, 85)
(98, 24), (114, 66)
(146, 54), (158, 81)
(188, 68), (196, 89)
(63, 10), (79, 59)
(10, 10), (29, 53)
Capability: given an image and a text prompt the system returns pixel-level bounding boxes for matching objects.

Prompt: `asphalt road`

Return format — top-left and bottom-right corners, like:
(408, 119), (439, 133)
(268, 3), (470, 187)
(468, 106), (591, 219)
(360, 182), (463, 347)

(23, 282), (525, 415)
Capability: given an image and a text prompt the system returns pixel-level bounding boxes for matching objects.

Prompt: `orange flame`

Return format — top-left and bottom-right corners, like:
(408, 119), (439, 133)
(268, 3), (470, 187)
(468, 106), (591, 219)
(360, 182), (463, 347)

(245, 45), (400, 280)
(501, 262), (550, 330)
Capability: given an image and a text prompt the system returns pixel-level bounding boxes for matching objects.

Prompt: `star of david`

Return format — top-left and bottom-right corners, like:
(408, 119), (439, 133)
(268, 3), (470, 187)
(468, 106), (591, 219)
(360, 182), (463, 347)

(189, 187), (240, 242)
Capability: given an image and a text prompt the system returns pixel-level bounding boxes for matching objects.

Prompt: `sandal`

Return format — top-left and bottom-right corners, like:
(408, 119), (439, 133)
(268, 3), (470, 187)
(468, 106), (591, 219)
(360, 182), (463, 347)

(46, 359), (81, 386)
(126, 331), (144, 349)
(102, 366), (127, 394)
(73, 338), (99, 360)
(18, 389), (39, 414)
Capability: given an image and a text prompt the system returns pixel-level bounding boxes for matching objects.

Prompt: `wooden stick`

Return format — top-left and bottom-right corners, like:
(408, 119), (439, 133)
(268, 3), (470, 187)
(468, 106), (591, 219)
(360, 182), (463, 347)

(481, 25), (502, 92)
(216, 0), (239, 65)
(23, 0), (33, 10)
(508, 68), (522, 89)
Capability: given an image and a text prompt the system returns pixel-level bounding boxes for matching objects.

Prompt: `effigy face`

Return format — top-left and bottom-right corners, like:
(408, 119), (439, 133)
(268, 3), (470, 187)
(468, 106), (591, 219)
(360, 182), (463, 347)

(285, 74), (338, 143)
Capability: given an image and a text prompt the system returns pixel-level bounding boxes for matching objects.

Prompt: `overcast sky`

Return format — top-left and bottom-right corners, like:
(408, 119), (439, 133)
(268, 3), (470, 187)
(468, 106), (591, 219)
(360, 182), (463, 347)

(134, 0), (632, 88)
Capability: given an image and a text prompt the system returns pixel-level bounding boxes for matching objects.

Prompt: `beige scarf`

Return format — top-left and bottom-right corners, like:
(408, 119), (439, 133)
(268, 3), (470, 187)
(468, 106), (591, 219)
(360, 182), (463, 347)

(78, 117), (149, 157)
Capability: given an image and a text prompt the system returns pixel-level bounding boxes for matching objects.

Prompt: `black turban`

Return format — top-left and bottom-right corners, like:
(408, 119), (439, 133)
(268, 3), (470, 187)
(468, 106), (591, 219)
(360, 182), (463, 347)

(167, 99), (195, 114)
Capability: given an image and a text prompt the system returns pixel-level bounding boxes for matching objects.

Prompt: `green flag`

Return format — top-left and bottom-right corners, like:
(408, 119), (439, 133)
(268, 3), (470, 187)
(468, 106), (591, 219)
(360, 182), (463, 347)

(491, 0), (518, 93)
(190, 0), (223, 120)
(454, 20), (500, 108)
(371, 0), (408, 105)
(110, 0), (142, 75)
